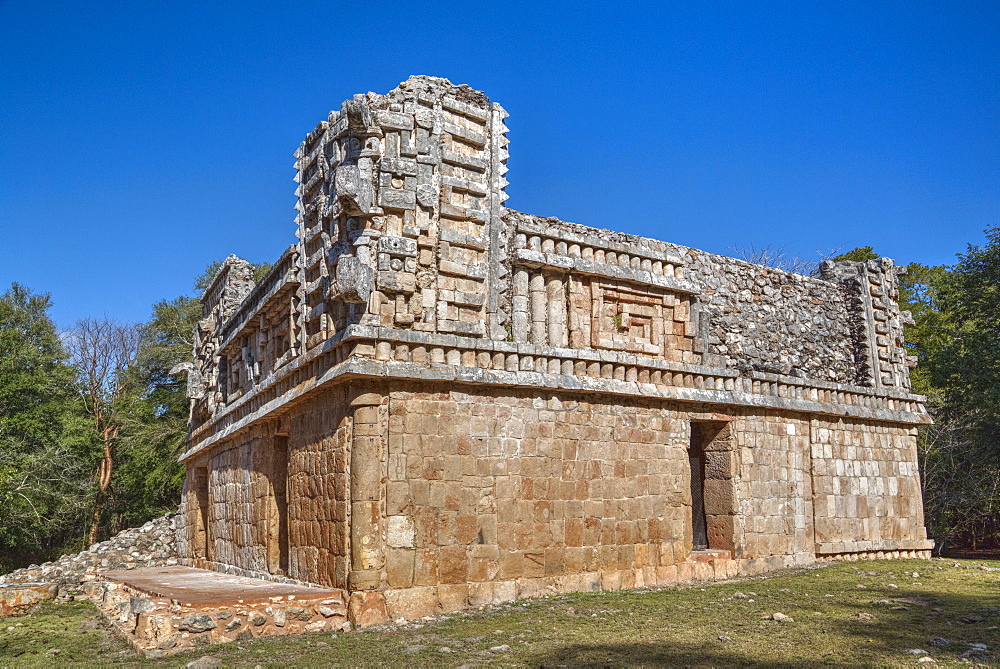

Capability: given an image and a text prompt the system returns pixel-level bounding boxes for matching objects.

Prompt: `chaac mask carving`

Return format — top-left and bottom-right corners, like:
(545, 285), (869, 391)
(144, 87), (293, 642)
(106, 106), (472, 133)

(293, 76), (509, 345)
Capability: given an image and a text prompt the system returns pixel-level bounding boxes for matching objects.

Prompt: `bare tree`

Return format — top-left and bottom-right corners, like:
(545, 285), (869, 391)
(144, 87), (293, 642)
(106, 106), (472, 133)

(732, 245), (847, 277)
(65, 318), (141, 544)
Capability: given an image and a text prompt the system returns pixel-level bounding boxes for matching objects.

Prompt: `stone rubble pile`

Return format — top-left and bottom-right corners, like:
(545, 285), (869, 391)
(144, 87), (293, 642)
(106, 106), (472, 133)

(0, 514), (180, 590)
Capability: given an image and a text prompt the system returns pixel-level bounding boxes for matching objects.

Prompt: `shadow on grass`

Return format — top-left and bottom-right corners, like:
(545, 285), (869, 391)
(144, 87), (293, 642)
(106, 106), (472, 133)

(528, 641), (820, 668)
(527, 572), (1000, 667)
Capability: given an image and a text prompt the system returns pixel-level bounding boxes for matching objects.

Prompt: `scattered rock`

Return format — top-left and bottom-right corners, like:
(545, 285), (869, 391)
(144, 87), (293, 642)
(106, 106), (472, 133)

(929, 637), (950, 647)
(272, 609), (286, 627)
(916, 657), (936, 664)
(490, 645), (511, 652)
(215, 610), (233, 620)
(224, 618), (242, 632)
(287, 606), (313, 621)
(904, 649), (928, 656)
(249, 613), (266, 626)
(129, 597), (156, 615)
(179, 614), (217, 633)
(318, 606), (339, 618)
(403, 645), (425, 654)
(770, 613), (794, 623)
(731, 592), (748, 600)
(961, 642), (989, 658)
(854, 612), (874, 620)
(0, 514), (179, 588)
(718, 635), (732, 641)
(962, 615), (987, 624)
(185, 656), (222, 669)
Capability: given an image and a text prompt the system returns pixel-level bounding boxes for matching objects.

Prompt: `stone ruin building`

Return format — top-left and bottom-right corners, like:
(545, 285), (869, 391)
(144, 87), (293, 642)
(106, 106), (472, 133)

(175, 75), (933, 628)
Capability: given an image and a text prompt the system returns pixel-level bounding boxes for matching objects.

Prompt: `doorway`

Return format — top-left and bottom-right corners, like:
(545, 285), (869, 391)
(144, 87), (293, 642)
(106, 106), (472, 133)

(688, 433), (709, 550)
(688, 421), (737, 554)
(194, 466), (210, 561)
(268, 435), (290, 575)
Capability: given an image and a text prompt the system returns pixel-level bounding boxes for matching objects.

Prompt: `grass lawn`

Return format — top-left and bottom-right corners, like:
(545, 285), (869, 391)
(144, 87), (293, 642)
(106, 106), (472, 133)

(1, 557), (998, 667)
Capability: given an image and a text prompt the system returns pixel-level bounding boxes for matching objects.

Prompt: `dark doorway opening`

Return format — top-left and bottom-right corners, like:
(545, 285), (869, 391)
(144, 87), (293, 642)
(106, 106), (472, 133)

(688, 432), (709, 550)
(269, 435), (290, 575)
(194, 466), (210, 561)
(689, 420), (738, 555)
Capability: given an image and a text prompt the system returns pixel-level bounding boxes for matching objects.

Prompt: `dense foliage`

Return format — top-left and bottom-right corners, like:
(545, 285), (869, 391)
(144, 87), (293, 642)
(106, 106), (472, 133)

(0, 286), (93, 571)
(912, 229), (1000, 551)
(0, 260), (267, 571)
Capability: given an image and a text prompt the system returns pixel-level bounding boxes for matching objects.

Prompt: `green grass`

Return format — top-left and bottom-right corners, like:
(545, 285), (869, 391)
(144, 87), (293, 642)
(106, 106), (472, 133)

(2, 558), (999, 667)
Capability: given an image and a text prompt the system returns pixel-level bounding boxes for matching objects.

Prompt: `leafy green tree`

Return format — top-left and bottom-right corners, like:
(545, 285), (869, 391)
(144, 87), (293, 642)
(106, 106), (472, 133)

(0, 285), (76, 453)
(0, 285), (92, 570)
(102, 295), (200, 533)
(897, 263), (950, 397)
(911, 228), (1000, 551)
(831, 246), (878, 263)
(929, 227), (1000, 417)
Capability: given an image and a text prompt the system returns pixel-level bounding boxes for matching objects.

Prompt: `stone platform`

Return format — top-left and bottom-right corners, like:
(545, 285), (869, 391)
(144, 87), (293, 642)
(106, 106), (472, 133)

(84, 566), (348, 656)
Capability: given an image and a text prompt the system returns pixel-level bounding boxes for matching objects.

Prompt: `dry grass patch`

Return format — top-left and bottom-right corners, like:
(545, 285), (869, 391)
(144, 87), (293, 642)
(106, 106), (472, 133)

(2, 558), (999, 667)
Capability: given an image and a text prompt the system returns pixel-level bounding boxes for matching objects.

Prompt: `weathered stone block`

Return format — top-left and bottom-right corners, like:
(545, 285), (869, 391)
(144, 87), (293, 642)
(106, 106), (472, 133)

(348, 591), (388, 627)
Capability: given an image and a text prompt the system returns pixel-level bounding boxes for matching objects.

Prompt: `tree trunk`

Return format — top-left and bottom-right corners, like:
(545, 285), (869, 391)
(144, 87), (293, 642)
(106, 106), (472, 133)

(87, 429), (115, 545)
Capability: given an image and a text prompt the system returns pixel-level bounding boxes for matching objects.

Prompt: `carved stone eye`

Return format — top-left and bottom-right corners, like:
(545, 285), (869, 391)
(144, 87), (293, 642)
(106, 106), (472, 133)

(390, 258), (403, 271)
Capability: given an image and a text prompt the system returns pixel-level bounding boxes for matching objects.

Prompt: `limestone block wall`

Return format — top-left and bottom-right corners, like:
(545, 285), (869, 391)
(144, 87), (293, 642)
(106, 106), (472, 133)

(178, 390), (353, 589)
(283, 390), (353, 589)
(178, 377), (933, 625)
(810, 417), (929, 555)
(179, 423), (285, 575)
(292, 75), (510, 346)
(732, 412), (815, 563)
(819, 258), (916, 390)
(383, 386), (691, 602)
(205, 431), (272, 574)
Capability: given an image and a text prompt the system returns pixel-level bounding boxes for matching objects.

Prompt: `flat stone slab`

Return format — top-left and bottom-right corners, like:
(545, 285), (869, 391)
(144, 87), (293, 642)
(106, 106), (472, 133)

(100, 565), (340, 607)
(0, 582), (58, 615)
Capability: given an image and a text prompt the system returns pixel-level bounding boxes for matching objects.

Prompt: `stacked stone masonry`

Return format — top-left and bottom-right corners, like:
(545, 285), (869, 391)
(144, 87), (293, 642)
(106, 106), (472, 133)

(173, 76), (933, 630)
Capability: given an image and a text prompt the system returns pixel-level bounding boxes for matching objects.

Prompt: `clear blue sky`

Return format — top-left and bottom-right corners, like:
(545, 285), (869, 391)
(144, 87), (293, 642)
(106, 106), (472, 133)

(1, 1), (997, 328)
